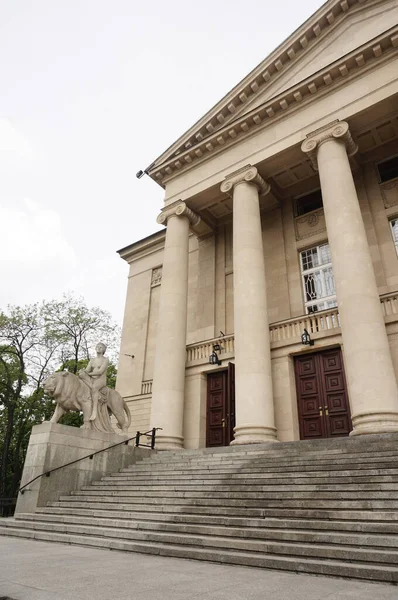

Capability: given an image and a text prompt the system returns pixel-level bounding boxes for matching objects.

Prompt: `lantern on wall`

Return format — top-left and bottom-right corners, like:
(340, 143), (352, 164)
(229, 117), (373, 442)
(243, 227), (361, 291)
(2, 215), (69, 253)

(209, 344), (222, 365)
(301, 328), (314, 346)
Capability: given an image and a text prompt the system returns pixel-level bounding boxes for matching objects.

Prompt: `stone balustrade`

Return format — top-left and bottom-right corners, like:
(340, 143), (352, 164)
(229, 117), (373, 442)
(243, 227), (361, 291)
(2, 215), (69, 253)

(269, 307), (340, 342)
(380, 291), (398, 317)
(186, 334), (235, 362)
(141, 380), (153, 395)
(136, 291), (398, 395)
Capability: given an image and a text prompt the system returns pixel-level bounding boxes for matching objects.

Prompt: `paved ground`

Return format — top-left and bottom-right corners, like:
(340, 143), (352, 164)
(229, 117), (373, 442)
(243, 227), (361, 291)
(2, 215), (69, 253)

(1, 538), (398, 600)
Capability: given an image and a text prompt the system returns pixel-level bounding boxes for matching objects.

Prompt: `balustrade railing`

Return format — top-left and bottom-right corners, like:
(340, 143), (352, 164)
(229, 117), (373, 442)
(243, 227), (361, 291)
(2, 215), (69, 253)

(139, 292), (398, 388)
(141, 380), (153, 395)
(269, 307), (340, 342)
(186, 334), (235, 362)
(380, 291), (398, 316)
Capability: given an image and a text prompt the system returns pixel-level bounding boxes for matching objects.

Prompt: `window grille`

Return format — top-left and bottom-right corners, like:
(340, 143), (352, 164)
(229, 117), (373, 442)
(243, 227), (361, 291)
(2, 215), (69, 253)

(390, 219), (398, 256)
(300, 243), (337, 313)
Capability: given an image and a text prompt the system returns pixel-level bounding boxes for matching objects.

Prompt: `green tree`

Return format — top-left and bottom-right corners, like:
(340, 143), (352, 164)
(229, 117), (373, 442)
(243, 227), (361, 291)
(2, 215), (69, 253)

(0, 296), (120, 500)
(44, 294), (119, 373)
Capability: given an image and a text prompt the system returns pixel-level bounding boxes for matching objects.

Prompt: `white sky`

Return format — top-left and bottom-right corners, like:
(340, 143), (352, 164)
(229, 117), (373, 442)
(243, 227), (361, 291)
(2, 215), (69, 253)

(0, 0), (325, 324)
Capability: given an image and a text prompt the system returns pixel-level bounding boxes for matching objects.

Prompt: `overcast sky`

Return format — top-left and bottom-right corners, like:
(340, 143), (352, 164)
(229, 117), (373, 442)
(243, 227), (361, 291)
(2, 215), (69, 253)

(0, 0), (325, 324)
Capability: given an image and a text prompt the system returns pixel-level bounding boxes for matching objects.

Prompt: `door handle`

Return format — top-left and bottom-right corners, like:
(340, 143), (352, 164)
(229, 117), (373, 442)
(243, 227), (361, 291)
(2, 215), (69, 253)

(221, 418), (226, 428)
(325, 406), (329, 416)
(319, 406), (323, 416)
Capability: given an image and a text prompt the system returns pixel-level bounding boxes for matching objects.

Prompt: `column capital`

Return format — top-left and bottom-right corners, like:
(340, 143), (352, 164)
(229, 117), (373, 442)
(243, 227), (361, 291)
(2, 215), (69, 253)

(301, 120), (358, 170)
(157, 200), (201, 227)
(220, 165), (271, 197)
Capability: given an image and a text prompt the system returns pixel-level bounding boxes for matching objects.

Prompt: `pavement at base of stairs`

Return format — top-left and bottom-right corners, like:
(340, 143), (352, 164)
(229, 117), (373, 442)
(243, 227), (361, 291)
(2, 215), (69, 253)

(1, 538), (398, 600)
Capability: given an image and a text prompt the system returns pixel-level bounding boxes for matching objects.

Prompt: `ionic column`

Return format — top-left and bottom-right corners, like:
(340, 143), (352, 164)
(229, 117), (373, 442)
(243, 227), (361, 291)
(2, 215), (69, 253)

(221, 166), (277, 444)
(302, 121), (398, 435)
(150, 201), (200, 450)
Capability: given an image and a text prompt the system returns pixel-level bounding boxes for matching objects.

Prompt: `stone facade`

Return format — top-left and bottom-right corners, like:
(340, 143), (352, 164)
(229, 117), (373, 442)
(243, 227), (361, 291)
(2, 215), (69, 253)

(117, 0), (398, 449)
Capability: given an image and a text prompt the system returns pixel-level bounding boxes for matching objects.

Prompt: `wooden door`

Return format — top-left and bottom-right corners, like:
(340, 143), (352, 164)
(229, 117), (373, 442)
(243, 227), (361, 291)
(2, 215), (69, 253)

(294, 348), (352, 440)
(206, 363), (235, 447)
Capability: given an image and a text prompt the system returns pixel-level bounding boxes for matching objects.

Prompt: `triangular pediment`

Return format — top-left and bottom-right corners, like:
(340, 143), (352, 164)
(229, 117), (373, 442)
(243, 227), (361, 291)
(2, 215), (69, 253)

(234, 0), (398, 119)
(148, 0), (398, 185)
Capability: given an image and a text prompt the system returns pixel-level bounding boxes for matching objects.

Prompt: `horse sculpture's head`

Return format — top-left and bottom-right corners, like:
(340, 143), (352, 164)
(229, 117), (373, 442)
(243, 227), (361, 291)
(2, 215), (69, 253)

(43, 371), (69, 397)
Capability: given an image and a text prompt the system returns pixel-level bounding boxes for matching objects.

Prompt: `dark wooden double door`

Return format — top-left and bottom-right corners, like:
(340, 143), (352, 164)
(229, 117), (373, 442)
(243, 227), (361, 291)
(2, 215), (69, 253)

(206, 363), (235, 447)
(295, 348), (352, 440)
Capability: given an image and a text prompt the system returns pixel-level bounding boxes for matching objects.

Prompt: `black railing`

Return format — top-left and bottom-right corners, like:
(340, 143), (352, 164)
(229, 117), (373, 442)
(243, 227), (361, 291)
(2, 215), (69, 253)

(18, 427), (162, 496)
(0, 498), (17, 517)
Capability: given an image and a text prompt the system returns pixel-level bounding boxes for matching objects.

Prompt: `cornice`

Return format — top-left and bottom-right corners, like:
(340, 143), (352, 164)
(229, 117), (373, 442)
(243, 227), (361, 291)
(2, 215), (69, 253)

(118, 230), (166, 264)
(148, 19), (398, 186)
(301, 120), (358, 168)
(220, 165), (271, 196)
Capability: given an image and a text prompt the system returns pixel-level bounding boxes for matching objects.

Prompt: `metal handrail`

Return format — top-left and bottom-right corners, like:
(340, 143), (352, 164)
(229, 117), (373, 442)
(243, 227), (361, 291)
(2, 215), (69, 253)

(18, 427), (162, 496)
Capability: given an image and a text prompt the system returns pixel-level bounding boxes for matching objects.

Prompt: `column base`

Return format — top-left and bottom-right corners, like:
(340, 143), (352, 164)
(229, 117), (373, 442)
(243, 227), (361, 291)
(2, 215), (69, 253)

(154, 435), (184, 451)
(350, 412), (398, 436)
(231, 425), (278, 445)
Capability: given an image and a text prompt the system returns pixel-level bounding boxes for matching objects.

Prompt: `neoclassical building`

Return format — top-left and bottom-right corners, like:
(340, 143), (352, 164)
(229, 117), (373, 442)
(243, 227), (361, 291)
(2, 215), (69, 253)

(117, 0), (398, 450)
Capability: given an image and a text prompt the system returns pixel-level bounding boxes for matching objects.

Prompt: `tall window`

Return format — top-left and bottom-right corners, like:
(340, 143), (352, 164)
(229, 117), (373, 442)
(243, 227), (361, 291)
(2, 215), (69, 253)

(390, 219), (398, 256)
(377, 155), (398, 183)
(295, 189), (323, 217)
(300, 243), (337, 313)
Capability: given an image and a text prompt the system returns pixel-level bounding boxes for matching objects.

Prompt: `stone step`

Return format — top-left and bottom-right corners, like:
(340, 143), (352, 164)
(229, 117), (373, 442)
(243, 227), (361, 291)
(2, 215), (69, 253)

(137, 451), (398, 467)
(101, 474), (398, 484)
(5, 435), (398, 582)
(119, 463), (398, 475)
(139, 450), (398, 465)
(44, 501), (398, 520)
(33, 506), (398, 532)
(105, 470), (398, 482)
(1, 521), (398, 582)
(71, 488), (398, 500)
(81, 482), (398, 492)
(127, 455), (398, 470)
(66, 487), (398, 501)
(140, 436), (398, 458)
(3, 518), (398, 565)
(55, 495), (398, 509)
(15, 512), (398, 548)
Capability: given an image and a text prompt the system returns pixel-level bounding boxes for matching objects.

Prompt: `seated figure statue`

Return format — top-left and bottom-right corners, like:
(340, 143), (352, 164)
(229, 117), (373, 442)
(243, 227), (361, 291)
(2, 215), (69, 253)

(78, 342), (109, 422)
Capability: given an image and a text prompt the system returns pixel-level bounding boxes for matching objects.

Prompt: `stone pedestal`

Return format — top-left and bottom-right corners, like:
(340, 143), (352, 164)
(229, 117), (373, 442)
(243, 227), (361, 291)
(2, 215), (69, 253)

(302, 121), (398, 435)
(150, 202), (200, 450)
(221, 166), (277, 444)
(15, 422), (150, 514)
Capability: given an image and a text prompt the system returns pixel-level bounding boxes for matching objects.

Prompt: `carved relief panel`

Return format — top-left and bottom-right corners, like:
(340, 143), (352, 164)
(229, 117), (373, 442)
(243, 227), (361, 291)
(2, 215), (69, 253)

(294, 208), (326, 241)
(381, 179), (398, 209)
(151, 267), (162, 287)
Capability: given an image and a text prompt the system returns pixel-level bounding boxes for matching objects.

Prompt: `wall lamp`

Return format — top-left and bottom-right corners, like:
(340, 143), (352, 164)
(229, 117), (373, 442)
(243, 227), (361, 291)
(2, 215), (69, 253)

(209, 344), (222, 366)
(301, 328), (314, 346)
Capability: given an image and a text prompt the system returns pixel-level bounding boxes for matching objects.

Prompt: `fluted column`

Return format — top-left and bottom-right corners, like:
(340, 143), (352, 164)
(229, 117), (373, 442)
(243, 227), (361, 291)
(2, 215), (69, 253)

(150, 201), (200, 450)
(221, 166), (277, 444)
(302, 121), (398, 435)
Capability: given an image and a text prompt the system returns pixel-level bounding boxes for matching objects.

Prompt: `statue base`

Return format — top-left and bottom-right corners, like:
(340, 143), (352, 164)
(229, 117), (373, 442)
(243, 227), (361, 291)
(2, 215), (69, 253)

(15, 422), (151, 515)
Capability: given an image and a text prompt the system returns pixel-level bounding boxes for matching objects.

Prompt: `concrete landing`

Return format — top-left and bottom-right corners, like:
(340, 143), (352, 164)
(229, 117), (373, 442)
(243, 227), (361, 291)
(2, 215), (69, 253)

(1, 538), (397, 600)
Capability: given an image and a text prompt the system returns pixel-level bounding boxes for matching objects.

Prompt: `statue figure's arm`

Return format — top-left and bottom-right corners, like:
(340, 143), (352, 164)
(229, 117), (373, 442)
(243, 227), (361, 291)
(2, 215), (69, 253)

(90, 357), (109, 377)
(83, 359), (94, 374)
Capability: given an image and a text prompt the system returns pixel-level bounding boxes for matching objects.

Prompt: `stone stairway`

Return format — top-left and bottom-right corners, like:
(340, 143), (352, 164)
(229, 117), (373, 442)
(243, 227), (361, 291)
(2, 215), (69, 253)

(2, 434), (398, 583)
